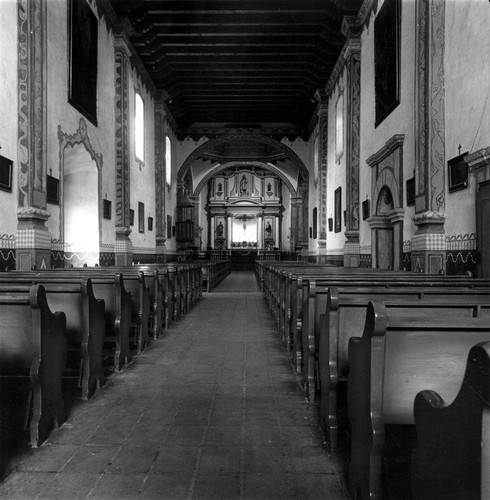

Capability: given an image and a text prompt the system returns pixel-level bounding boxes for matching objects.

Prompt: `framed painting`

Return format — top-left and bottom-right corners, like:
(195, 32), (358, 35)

(138, 202), (145, 233)
(362, 199), (370, 220)
(406, 177), (415, 206)
(334, 187), (342, 233)
(47, 175), (59, 204)
(0, 156), (12, 193)
(448, 152), (469, 193)
(374, 0), (400, 126)
(103, 199), (112, 220)
(69, 0), (98, 125)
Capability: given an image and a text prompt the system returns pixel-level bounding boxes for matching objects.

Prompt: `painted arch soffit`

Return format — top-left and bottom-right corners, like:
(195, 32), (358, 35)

(193, 161), (297, 197)
(177, 134), (309, 192)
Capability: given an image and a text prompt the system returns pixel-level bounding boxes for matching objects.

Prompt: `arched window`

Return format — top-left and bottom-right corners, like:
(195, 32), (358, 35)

(135, 93), (144, 162)
(335, 90), (344, 162)
(165, 136), (171, 186)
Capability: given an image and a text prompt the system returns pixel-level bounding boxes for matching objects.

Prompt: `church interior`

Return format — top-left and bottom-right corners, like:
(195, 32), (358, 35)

(0, 0), (489, 498)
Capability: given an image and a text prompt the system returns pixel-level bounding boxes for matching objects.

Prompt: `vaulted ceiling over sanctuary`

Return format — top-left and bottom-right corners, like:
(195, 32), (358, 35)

(107, 0), (362, 139)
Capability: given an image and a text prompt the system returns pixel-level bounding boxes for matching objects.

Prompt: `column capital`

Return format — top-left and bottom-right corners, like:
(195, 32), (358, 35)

(412, 210), (446, 227)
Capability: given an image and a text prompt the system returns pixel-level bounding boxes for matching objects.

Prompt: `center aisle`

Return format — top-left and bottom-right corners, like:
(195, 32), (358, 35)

(0, 271), (349, 499)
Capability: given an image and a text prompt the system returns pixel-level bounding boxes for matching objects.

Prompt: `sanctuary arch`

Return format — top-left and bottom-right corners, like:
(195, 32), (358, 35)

(176, 135), (309, 255)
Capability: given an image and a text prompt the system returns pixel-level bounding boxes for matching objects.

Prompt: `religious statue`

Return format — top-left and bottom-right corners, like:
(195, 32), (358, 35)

(239, 175), (248, 195)
(215, 222), (224, 237)
(265, 222), (272, 237)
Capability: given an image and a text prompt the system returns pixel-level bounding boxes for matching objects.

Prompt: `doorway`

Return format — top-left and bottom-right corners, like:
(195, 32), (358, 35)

(476, 179), (490, 278)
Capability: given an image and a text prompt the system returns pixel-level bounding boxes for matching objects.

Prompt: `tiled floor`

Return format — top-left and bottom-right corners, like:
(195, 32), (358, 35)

(0, 271), (350, 499)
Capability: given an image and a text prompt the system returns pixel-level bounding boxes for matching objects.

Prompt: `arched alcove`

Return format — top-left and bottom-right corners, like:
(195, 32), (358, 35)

(62, 144), (99, 265)
(57, 118), (103, 266)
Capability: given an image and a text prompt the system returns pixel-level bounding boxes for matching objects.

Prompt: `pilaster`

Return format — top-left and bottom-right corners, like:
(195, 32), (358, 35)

(155, 102), (166, 253)
(315, 90), (329, 244)
(412, 0), (446, 273)
(16, 0), (51, 269)
(290, 196), (303, 251)
(342, 17), (362, 267)
(114, 31), (132, 265)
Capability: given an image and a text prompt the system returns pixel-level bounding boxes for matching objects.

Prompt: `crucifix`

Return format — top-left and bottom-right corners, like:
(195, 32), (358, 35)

(458, 144), (462, 155)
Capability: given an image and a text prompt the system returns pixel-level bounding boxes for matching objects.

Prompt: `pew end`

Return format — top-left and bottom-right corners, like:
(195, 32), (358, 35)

(411, 341), (490, 500)
(348, 301), (490, 500)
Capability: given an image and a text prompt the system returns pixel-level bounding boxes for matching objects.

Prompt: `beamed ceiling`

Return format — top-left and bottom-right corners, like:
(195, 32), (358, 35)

(108, 0), (363, 140)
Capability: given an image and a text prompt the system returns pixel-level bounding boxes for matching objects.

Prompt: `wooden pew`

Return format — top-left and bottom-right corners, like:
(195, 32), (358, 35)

(69, 267), (151, 354)
(320, 287), (490, 451)
(0, 278), (105, 401)
(17, 270), (132, 372)
(299, 275), (490, 399)
(33, 267), (150, 356)
(411, 341), (490, 500)
(347, 301), (490, 500)
(0, 285), (66, 447)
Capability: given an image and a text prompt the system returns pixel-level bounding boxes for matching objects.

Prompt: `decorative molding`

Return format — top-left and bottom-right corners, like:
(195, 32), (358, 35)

(366, 134), (405, 167)
(466, 146), (490, 169)
(325, 20), (361, 96)
(17, 0), (47, 210)
(357, 0), (378, 26)
(17, 207), (51, 221)
(446, 232), (476, 251)
(368, 135), (405, 214)
(412, 210), (446, 225)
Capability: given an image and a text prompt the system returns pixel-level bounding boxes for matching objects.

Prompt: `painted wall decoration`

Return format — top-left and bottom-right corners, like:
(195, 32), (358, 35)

(69, 0), (98, 125)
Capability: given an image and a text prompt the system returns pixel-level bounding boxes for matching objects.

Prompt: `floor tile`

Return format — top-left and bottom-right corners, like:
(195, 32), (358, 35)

(198, 446), (242, 473)
(192, 472), (241, 499)
(139, 472), (193, 499)
(151, 446), (200, 473)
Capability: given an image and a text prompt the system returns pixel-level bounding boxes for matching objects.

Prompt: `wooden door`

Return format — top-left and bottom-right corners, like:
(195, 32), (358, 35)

(476, 179), (490, 278)
(376, 228), (394, 270)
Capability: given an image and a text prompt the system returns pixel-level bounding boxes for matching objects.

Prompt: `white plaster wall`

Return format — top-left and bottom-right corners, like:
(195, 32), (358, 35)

(358, 0), (417, 249)
(0, 0), (18, 238)
(326, 73), (347, 256)
(282, 137), (309, 173)
(128, 71), (156, 253)
(306, 124), (319, 254)
(164, 127), (179, 252)
(46, 1), (117, 249)
(444, 0), (490, 239)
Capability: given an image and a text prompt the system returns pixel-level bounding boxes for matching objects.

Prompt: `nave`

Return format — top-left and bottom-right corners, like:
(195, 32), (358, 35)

(0, 271), (349, 500)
